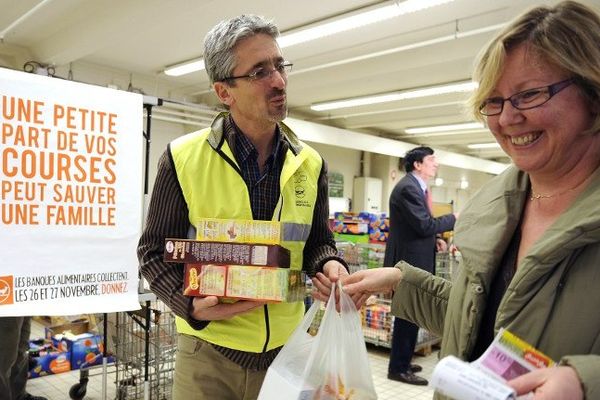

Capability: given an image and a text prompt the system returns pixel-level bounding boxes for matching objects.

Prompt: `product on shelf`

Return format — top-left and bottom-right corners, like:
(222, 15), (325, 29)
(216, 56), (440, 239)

(335, 242), (385, 271)
(358, 297), (439, 349)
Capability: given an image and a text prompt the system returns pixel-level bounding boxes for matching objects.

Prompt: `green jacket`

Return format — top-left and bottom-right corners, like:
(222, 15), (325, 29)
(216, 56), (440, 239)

(392, 165), (600, 399)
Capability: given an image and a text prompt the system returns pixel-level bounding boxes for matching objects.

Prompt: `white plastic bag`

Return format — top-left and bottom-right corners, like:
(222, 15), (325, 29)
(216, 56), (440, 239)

(258, 282), (377, 400)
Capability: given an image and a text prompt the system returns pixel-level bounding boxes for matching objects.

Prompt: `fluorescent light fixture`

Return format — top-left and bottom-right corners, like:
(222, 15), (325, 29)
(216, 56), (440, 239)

(293, 23), (505, 76)
(163, 0), (454, 76)
(467, 142), (501, 149)
(405, 122), (484, 135)
(164, 59), (206, 77)
(278, 0), (454, 48)
(311, 81), (477, 111)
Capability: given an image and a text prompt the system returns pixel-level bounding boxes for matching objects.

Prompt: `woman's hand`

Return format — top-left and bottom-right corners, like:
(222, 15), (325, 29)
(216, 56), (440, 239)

(507, 366), (583, 400)
(341, 268), (402, 309)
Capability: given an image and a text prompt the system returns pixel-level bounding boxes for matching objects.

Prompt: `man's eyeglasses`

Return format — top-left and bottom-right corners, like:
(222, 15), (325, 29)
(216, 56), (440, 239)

(222, 62), (293, 83)
(478, 78), (575, 116)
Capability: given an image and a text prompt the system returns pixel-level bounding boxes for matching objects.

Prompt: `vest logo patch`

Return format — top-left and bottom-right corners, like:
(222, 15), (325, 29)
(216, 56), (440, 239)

(293, 173), (311, 207)
(294, 185), (305, 198)
(294, 173), (307, 184)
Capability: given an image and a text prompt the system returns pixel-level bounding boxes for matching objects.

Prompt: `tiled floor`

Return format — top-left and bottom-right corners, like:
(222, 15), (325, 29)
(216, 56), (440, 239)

(367, 344), (437, 400)
(27, 321), (437, 400)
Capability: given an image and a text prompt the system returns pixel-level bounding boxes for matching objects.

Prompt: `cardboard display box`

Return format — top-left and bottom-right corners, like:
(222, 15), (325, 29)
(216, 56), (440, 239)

(46, 320), (107, 370)
(28, 339), (71, 378)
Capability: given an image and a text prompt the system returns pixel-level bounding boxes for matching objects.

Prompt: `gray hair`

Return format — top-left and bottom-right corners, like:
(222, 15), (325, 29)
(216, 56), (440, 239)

(203, 15), (280, 84)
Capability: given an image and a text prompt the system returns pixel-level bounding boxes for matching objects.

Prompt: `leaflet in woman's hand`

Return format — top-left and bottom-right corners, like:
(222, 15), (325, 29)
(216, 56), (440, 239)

(473, 328), (555, 381)
(430, 329), (554, 400)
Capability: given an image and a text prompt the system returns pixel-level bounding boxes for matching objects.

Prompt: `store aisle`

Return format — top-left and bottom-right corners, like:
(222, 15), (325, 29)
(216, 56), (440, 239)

(27, 347), (437, 400)
(28, 319), (437, 399)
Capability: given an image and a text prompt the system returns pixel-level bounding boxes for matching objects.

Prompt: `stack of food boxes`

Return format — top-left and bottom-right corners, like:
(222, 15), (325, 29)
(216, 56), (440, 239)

(163, 218), (304, 302)
(358, 212), (390, 243)
(331, 212), (369, 244)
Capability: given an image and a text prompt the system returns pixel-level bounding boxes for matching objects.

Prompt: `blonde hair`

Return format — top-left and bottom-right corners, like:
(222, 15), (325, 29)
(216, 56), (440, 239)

(468, 1), (600, 134)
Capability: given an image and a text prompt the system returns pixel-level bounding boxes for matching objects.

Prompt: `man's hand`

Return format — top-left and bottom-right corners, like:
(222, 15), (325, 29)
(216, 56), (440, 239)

(311, 260), (349, 306)
(507, 366), (583, 400)
(341, 268), (402, 309)
(436, 238), (448, 252)
(191, 296), (265, 321)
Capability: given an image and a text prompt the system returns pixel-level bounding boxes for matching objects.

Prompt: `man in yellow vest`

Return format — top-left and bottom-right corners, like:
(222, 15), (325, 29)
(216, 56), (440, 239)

(137, 14), (348, 400)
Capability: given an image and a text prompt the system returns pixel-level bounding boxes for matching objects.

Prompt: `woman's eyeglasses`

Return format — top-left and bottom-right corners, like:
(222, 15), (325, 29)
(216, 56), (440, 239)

(478, 78), (574, 116)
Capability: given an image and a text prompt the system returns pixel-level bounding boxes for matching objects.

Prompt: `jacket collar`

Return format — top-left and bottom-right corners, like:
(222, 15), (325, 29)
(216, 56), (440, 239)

(207, 112), (303, 155)
(455, 164), (600, 284)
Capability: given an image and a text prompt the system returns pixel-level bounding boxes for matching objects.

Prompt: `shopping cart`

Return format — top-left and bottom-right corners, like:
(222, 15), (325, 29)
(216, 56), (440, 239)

(360, 297), (440, 353)
(435, 251), (461, 281)
(112, 292), (177, 400)
(68, 314), (113, 400)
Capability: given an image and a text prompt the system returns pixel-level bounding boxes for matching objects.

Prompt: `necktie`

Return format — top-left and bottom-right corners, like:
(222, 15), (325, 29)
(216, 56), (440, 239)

(425, 188), (433, 214)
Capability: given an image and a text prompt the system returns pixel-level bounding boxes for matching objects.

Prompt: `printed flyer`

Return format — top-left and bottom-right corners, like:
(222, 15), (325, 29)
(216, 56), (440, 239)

(0, 67), (143, 315)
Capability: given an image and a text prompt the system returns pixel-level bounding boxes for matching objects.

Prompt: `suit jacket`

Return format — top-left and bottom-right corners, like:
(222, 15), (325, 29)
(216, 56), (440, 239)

(383, 173), (456, 272)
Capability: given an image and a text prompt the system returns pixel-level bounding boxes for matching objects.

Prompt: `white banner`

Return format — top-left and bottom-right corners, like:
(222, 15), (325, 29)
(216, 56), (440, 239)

(0, 67), (143, 316)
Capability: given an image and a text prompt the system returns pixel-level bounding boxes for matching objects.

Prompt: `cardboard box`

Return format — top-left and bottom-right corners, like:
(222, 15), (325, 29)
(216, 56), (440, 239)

(183, 264), (305, 302)
(45, 320), (106, 369)
(28, 339), (71, 378)
(332, 220), (368, 234)
(50, 332), (107, 370)
(68, 333), (105, 369)
(196, 218), (281, 244)
(164, 239), (291, 268)
(45, 320), (89, 340)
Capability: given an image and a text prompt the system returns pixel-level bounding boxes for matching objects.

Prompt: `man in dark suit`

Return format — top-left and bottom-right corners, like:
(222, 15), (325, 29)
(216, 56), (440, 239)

(384, 146), (457, 385)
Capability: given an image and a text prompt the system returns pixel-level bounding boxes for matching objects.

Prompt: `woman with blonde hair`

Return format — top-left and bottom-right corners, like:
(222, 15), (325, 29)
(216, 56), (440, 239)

(338, 1), (600, 398)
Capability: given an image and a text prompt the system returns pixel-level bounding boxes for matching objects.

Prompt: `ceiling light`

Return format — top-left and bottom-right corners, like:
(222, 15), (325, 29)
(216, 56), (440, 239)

(405, 122), (484, 134)
(434, 177), (444, 186)
(460, 179), (470, 189)
(0, 0), (52, 41)
(163, 0), (454, 77)
(311, 81), (477, 111)
(467, 142), (501, 149)
(278, 0), (454, 48)
(164, 59), (206, 77)
(292, 23), (505, 75)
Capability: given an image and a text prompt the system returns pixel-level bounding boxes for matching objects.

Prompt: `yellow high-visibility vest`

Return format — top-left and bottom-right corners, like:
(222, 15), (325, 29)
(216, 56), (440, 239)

(170, 113), (322, 352)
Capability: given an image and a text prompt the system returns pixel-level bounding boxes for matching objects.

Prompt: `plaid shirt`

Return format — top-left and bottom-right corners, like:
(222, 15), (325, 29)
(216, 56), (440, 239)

(228, 116), (283, 221)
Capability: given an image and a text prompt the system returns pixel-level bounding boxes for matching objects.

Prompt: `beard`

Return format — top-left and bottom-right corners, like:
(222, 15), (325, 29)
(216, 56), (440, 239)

(267, 89), (287, 122)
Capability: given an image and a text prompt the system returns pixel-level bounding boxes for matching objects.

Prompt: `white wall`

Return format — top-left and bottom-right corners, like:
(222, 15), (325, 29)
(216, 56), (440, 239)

(305, 142), (362, 200)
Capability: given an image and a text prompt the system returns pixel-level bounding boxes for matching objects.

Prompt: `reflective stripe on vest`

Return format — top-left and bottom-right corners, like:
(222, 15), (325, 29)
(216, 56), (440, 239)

(170, 126), (321, 352)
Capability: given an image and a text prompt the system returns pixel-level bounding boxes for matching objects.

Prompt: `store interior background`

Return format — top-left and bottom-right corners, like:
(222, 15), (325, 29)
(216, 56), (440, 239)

(4, 1), (595, 399)
(1, 0), (567, 213)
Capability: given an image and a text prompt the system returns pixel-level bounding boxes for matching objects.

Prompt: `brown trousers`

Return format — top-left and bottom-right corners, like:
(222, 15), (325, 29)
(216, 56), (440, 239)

(173, 334), (267, 400)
